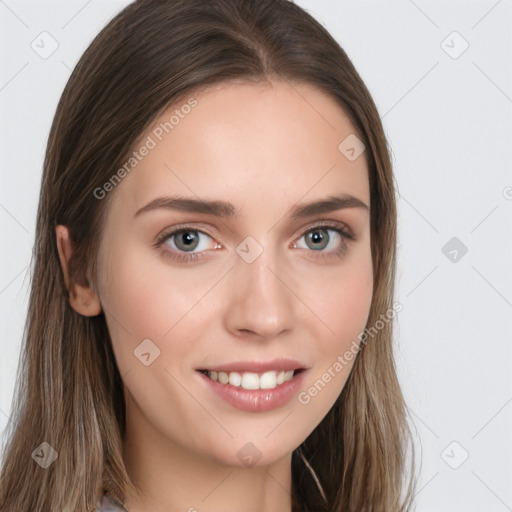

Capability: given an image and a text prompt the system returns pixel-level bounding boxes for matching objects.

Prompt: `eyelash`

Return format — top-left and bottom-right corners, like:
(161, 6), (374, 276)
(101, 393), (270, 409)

(153, 221), (355, 263)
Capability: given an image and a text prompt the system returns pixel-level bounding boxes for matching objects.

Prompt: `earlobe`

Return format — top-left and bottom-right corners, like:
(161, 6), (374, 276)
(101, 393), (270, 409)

(55, 225), (102, 317)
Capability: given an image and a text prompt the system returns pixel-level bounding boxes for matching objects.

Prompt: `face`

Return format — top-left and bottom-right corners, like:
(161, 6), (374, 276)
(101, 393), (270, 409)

(95, 80), (373, 468)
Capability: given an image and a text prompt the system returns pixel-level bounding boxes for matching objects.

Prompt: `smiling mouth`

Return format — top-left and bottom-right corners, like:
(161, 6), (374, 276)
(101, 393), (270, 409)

(198, 368), (305, 390)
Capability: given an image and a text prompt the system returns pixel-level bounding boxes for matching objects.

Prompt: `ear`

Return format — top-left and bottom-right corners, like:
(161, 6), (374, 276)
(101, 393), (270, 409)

(55, 225), (102, 317)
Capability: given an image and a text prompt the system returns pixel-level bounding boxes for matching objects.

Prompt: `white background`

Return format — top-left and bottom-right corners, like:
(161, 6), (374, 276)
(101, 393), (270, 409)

(1, 1), (511, 510)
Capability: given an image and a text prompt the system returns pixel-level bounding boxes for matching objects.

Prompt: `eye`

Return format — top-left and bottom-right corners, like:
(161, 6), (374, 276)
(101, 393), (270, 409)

(154, 226), (221, 262)
(165, 229), (212, 252)
(292, 223), (354, 260)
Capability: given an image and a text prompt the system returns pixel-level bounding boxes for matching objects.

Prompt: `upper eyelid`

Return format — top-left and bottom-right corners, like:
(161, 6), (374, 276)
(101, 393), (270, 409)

(154, 222), (216, 244)
(302, 220), (353, 236)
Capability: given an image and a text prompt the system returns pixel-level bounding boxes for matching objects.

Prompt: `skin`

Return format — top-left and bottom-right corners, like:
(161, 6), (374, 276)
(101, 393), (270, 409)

(56, 80), (373, 512)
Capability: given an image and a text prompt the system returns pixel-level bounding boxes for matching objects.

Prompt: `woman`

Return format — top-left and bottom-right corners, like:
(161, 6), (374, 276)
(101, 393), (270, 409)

(0, 1), (415, 511)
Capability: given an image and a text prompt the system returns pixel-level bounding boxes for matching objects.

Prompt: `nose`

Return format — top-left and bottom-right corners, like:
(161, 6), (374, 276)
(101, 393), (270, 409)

(222, 244), (296, 340)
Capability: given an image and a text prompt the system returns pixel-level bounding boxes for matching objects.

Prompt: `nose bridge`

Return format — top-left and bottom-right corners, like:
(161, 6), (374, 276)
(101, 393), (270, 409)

(223, 236), (296, 338)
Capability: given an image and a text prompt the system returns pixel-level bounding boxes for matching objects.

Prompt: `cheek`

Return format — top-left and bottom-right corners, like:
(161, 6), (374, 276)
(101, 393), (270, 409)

(97, 240), (202, 372)
(315, 266), (371, 379)
(295, 247), (373, 415)
(326, 260), (373, 342)
(303, 245), (373, 349)
(100, 239), (216, 335)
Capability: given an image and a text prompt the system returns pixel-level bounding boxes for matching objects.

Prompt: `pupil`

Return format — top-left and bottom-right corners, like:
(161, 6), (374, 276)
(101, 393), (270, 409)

(307, 229), (328, 250)
(177, 231), (198, 251)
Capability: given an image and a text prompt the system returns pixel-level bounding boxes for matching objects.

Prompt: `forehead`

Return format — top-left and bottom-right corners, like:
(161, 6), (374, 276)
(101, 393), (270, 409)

(113, 80), (369, 214)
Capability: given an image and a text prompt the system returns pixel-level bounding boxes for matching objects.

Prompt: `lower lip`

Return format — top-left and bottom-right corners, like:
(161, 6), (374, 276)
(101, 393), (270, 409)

(197, 370), (307, 413)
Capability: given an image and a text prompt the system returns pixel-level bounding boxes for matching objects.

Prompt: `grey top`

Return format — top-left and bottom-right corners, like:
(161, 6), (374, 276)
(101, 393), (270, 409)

(94, 492), (128, 511)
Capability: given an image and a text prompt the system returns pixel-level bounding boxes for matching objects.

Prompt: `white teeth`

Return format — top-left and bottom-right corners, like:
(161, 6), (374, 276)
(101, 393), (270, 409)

(276, 370), (294, 384)
(228, 372), (241, 386)
(241, 372), (259, 390)
(259, 371), (276, 389)
(205, 369), (296, 390)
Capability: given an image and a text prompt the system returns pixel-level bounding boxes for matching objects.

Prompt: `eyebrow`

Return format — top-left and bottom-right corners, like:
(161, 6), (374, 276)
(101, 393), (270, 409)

(134, 194), (369, 219)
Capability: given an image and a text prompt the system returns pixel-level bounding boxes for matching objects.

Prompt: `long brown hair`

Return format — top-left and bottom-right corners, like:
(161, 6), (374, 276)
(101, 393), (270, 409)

(0, 1), (416, 510)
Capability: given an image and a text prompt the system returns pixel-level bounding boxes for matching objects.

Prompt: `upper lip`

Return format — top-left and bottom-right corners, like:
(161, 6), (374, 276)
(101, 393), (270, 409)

(197, 358), (308, 373)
